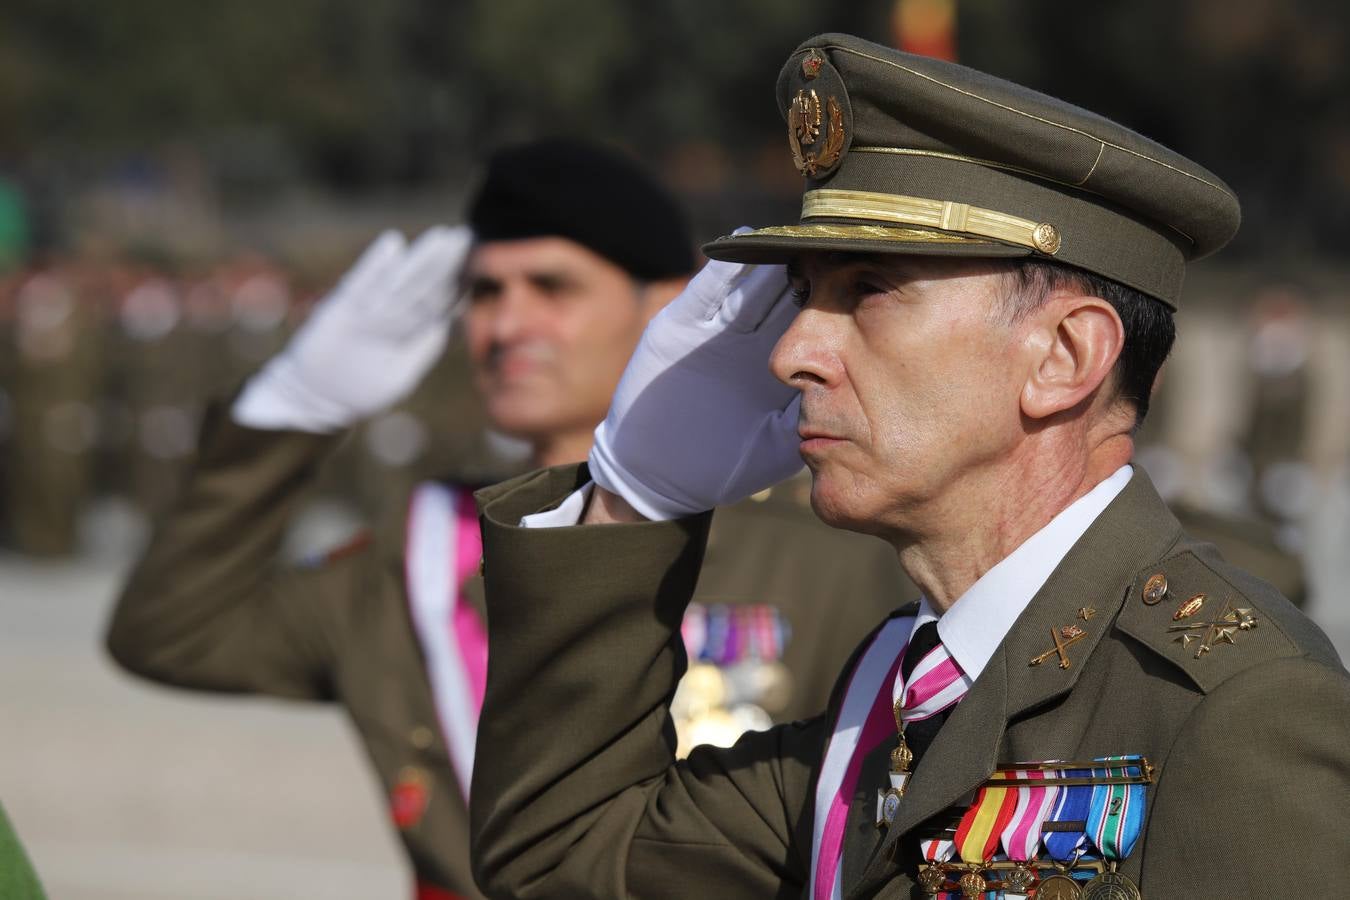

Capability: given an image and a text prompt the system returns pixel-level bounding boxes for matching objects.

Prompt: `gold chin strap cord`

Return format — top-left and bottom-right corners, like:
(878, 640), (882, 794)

(802, 188), (1062, 255)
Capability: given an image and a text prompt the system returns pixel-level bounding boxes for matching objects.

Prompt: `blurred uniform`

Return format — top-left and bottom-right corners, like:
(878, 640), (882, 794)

(108, 141), (912, 899)
(3, 265), (101, 555)
(1172, 501), (1307, 607)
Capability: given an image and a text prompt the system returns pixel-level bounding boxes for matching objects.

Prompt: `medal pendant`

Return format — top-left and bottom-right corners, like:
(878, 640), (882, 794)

(917, 864), (946, 895)
(1081, 870), (1141, 900)
(1037, 873), (1083, 900)
(956, 869), (987, 899)
(1002, 863), (1037, 894)
(890, 738), (913, 773)
(878, 786), (904, 826)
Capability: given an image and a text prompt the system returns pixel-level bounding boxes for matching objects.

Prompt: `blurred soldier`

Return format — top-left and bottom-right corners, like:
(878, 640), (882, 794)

(3, 263), (101, 555)
(107, 139), (912, 900)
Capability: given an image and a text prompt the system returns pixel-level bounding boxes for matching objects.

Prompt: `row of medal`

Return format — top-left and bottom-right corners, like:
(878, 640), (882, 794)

(912, 756), (1150, 899)
(670, 603), (794, 758)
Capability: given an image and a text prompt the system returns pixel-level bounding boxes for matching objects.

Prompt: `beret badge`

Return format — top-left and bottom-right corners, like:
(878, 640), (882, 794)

(788, 89), (845, 178)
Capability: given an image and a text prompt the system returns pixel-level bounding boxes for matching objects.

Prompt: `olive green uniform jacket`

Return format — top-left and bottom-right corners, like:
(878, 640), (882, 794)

(105, 407), (911, 897)
(469, 464), (1350, 900)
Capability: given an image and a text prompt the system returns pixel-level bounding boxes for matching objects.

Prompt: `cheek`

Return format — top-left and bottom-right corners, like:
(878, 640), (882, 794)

(463, 316), (492, 365)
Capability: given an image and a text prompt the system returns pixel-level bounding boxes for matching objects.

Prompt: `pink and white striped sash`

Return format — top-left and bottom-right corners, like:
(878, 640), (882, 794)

(812, 617), (974, 900)
(405, 482), (489, 801)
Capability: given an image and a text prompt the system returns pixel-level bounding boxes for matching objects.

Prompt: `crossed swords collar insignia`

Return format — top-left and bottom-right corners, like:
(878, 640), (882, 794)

(1029, 606), (1097, 670)
(787, 49), (850, 178)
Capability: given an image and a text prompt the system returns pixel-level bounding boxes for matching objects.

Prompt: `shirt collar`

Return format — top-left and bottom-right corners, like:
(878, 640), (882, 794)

(927, 464), (1134, 682)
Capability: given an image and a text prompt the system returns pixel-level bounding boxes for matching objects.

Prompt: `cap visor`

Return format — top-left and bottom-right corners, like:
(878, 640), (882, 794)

(703, 223), (1032, 265)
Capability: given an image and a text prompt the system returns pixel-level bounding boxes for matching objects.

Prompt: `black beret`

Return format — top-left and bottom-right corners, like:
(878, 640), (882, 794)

(467, 138), (695, 280)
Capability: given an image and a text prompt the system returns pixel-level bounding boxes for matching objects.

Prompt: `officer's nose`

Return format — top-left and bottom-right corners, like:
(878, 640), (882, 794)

(770, 305), (839, 392)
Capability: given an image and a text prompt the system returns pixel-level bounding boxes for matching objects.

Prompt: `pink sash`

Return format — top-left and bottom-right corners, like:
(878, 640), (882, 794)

(406, 482), (489, 801)
(810, 615), (914, 900)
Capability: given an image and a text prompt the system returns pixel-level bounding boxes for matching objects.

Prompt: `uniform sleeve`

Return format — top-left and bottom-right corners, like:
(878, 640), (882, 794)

(105, 402), (370, 701)
(1142, 654), (1350, 893)
(470, 466), (824, 900)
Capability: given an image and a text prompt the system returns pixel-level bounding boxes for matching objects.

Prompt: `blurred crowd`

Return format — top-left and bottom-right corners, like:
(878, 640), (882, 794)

(0, 250), (511, 562)
(1, 250), (1347, 609)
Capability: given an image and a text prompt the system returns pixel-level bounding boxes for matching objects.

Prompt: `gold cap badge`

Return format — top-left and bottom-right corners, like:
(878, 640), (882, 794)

(788, 89), (845, 177)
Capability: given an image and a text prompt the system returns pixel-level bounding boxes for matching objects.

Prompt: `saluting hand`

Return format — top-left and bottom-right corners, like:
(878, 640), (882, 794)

(233, 226), (471, 432)
(588, 239), (803, 519)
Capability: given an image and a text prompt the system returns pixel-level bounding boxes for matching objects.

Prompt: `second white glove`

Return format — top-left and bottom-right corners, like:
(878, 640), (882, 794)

(234, 226), (471, 433)
(587, 248), (803, 520)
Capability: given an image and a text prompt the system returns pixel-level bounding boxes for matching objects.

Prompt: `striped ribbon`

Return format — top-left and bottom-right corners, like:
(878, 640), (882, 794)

(999, 769), (1060, 862)
(1087, 756), (1146, 860)
(682, 603), (790, 665)
(954, 773), (1019, 863)
(1042, 766), (1095, 862)
(921, 836), (956, 863)
(892, 630), (972, 723)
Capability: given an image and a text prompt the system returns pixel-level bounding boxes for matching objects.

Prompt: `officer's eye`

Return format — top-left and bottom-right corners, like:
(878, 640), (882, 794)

(466, 279), (500, 304)
(789, 283), (811, 308)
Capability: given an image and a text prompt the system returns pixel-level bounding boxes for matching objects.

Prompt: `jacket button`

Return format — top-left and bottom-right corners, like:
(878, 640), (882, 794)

(410, 725), (435, 749)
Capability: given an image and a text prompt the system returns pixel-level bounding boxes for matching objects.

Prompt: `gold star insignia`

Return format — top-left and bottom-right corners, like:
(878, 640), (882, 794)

(1166, 598), (1259, 660)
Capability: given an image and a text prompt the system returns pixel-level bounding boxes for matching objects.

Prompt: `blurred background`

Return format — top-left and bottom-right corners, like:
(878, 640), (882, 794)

(1, 1), (1346, 897)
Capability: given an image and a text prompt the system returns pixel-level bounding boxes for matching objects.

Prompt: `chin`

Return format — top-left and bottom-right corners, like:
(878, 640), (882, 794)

(485, 398), (554, 436)
(806, 473), (869, 534)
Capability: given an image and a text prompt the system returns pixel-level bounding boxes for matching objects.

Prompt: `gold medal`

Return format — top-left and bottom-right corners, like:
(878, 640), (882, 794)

(1081, 870), (1141, 900)
(1037, 873), (1082, 900)
(956, 869), (986, 898)
(917, 864), (946, 895)
(890, 739), (913, 773)
(1002, 864), (1036, 893)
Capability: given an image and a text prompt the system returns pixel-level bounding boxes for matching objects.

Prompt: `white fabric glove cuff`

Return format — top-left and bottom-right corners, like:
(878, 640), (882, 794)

(231, 355), (356, 434)
(587, 428), (693, 521)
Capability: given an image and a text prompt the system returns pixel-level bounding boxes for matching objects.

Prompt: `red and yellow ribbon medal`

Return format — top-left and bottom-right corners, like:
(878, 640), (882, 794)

(949, 772), (1018, 896)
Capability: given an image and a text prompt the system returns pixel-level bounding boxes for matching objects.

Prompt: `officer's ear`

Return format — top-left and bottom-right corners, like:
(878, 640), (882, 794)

(638, 275), (690, 323)
(1019, 291), (1124, 422)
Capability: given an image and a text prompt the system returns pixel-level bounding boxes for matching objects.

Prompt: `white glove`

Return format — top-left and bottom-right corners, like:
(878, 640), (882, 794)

(587, 247), (803, 520)
(233, 226), (471, 433)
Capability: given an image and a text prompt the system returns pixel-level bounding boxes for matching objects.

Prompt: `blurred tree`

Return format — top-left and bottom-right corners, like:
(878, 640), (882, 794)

(0, 0), (1343, 252)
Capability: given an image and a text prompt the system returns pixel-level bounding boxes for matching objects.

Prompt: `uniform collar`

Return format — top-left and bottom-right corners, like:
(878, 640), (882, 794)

(924, 464), (1133, 681)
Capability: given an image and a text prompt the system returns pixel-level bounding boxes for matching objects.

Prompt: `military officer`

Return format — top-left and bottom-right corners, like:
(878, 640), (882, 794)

(106, 139), (913, 900)
(468, 35), (1350, 899)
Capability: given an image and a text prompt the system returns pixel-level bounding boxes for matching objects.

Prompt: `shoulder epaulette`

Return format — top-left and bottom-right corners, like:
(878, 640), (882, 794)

(1114, 547), (1301, 693)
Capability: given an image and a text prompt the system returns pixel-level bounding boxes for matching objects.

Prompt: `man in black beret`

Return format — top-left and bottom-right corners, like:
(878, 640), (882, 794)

(106, 138), (914, 898)
(467, 35), (1350, 900)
